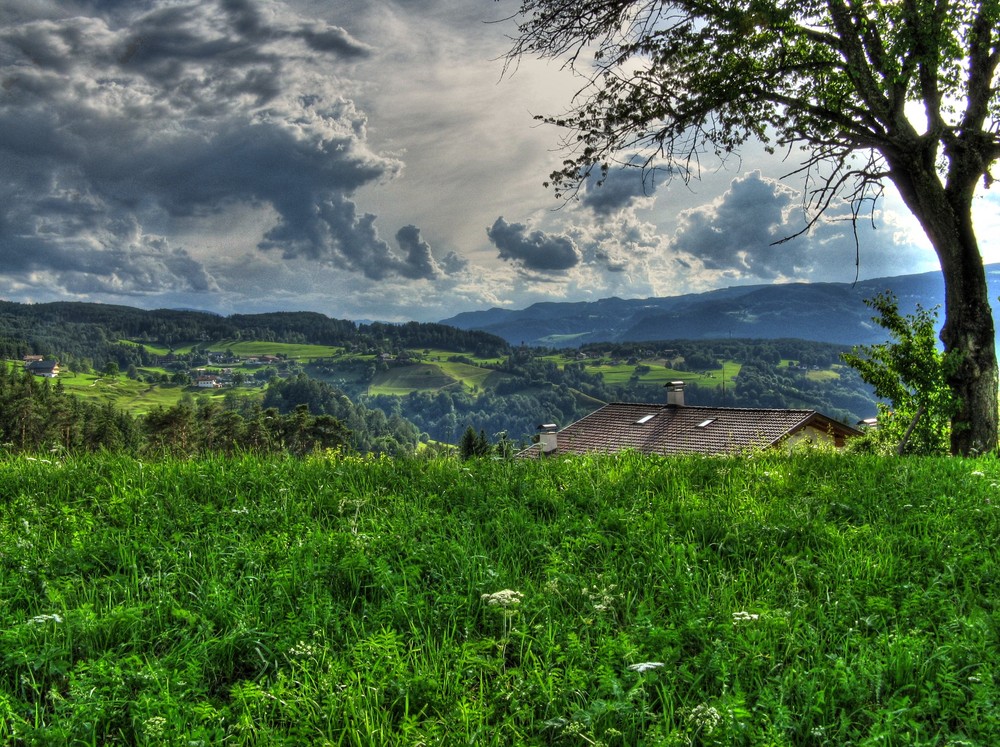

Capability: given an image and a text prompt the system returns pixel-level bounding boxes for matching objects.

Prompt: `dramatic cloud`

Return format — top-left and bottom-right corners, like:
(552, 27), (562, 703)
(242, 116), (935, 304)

(487, 217), (580, 272)
(394, 225), (442, 280)
(668, 171), (802, 279)
(0, 0), (431, 300)
(581, 167), (659, 216)
(665, 170), (933, 283)
(0, 1), (961, 322)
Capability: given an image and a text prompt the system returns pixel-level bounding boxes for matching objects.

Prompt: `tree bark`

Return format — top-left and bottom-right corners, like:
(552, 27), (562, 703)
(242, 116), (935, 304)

(889, 157), (999, 455)
(938, 237), (999, 455)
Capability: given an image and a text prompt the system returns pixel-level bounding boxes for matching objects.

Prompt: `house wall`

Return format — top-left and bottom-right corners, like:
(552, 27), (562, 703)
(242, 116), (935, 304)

(784, 425), (839, 450)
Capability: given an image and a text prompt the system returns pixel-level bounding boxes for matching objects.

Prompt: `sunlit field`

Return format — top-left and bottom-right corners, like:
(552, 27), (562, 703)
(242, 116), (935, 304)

(2, 452), (998, 745)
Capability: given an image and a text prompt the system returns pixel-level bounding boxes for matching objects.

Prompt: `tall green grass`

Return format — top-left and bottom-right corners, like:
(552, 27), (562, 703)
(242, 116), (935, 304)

(1, 452), (998, 745)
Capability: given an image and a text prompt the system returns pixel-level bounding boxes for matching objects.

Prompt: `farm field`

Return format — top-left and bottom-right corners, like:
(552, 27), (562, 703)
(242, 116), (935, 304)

(368, 363), (458, 395)
(50, 371), (189, 412)
(201, 341), (344, 360)
(46, 370), (255, 415)
(585, 359), (742, 388)
(1, 452), (997, 745)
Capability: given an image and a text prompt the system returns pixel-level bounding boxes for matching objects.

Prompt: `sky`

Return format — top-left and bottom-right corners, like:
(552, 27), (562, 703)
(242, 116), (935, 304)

(1, 0), (997, 324)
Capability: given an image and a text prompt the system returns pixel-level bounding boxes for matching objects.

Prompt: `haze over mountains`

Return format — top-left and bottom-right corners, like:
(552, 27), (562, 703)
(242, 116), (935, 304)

(441, 266), (1000, 348)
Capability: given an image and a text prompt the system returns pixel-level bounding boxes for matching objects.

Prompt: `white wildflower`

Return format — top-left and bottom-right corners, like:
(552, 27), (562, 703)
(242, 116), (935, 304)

(287, 640), (317, 658)
(627, 661), (665, 673)
(732, 611), (760, 625)
(583, 578), (622, 613)
(27, 614), (63, 625)
(143, 716), (167, 739)
(971, 471), (985, 477)
(481, 589), (524, 607)
(688, 703), (722, 734)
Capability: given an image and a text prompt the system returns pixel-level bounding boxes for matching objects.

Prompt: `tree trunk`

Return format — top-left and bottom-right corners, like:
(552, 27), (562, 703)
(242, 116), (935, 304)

(890, 160), (998, 455)
(938, 237), (999, 455)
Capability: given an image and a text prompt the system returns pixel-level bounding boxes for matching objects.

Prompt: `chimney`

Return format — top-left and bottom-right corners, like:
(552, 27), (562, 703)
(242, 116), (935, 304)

(665, 380), (685, 407)
(537, 423), (558, 454)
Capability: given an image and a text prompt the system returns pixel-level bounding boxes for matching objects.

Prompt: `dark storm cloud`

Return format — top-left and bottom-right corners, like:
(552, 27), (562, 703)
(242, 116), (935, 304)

(669, 171), (804, 279)
(581, 167), (658, 216)
(395, 225), (442, 280)
(487, 217), (580, 272)
(0, 0), (425, 298)
(440, 251), (468, 275)
(0, 226), (218, 295)
(260, 197), (445, 281)
(670, 170), (931, 282)
(594, 249), (628, 272)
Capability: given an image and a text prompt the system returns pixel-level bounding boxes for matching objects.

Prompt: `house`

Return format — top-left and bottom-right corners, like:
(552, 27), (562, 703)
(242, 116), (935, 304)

(25, 359), (60, 378)
(519, 381), (861, 458)
(195, 376), (222, 388)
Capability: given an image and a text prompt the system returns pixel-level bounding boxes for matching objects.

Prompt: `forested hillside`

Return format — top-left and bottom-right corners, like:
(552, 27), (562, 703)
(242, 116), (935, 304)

(366, 339), (875, 444)
(0, 301), (507, 373)
(441, 266), (1000, 347)
(0, 366), (417, 457)
(0, 299), (881, 451)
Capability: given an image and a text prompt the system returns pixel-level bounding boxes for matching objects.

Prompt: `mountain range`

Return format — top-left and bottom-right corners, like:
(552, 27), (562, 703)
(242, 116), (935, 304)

(440, 266), (1000, 348)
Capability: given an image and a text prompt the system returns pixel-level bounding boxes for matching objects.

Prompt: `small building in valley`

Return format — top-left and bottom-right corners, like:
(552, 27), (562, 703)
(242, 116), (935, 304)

(520, 381), (861, 458)
(25, 359), (60, 378)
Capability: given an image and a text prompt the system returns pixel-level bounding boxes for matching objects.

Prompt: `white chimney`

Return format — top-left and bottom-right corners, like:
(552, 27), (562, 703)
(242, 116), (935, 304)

(537, 423), (558, 454)
(666, 381), (685, 407)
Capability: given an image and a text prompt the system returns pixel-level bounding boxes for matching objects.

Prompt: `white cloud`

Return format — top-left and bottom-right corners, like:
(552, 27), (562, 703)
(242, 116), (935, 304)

(0, 0), (970, 323)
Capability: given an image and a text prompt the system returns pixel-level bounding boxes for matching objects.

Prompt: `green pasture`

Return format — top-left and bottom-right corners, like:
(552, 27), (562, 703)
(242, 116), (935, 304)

(54, 371), (258, 415)
(368, 363), (458, 394)
(421, 349), (505, 367)
(368, 360), (496, 395)
(1, 453), (998, 745)
(807, 366), (845, 382)
(117, 340), (171, 356)
(53, 372), (173, 411)
(206, 340), (343, 360)
(435, 359), (495, 389)
(133, 340), (344, 360)
(587, 360), (742, 388)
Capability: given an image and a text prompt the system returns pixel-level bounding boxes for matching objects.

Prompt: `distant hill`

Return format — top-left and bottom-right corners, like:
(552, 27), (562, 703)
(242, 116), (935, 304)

(440, 266), (1000, 347)
(0, 301), (510, 366)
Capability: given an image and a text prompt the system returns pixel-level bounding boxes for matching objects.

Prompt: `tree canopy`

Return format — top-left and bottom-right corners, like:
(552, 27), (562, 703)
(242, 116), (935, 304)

(501, 0), (1000, 454)
(842, 293), (957, 454)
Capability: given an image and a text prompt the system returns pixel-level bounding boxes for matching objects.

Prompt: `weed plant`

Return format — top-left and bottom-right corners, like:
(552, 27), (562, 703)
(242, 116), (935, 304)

(0, 452), (998, 745)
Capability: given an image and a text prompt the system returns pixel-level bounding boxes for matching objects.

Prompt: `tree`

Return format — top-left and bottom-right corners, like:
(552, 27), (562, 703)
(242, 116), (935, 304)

(842, 292), (957, 454)
(502, 0), (1000, 455)
(459, 425), (492, 459)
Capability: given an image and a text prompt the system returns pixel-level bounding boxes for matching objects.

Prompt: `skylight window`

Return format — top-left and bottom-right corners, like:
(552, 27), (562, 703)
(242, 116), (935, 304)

(696, 419), (715, 428)
(635, 414), (656, 424)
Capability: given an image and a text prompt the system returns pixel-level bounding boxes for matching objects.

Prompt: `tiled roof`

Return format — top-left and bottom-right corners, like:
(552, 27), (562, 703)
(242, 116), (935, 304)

(520, 402), (860, 458)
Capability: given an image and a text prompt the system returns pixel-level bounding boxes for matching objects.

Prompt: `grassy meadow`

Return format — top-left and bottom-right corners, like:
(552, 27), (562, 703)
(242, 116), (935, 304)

(1, 452), (998, 745)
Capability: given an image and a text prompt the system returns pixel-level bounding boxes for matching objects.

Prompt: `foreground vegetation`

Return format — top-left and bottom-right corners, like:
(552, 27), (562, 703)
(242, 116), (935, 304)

(2, 452), (997, 744)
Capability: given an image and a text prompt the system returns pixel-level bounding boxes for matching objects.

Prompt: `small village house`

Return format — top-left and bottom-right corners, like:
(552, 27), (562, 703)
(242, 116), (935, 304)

(520, 381), (860, 458)
(24, 359), (60, 378)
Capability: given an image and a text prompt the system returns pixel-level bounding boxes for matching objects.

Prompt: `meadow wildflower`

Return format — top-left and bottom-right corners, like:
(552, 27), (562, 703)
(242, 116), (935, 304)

(627, 661), (665, 673)
(288, 640), (318, 659)
(481, 589), (524, 607)
(143, 716), (168, 739)
(583, 576), (622, 613)
(732, 610), (760, 625)
(688, 703), (723, 734)
(27, 613), (63, 625)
